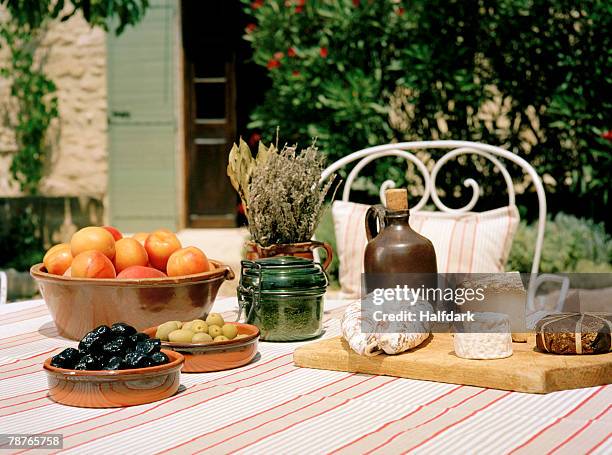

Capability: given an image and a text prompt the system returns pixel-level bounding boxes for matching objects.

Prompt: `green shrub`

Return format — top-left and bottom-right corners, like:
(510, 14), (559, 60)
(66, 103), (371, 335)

(0, 204), (44, 272)
(242, 0), (612, 226)
(508, 213), (612, 273)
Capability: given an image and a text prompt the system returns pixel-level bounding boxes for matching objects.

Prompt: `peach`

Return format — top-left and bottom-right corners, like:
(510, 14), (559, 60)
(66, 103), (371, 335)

(103, 226), (123, 241)
(71, 226), (116, 259)
(43, 243), (73, 275)
(166, 246), (211, 277)
(71, 251), (116, 279)
(145, 229), (182, 271)
(117, 265), (167, 279)
(114, 238), (149, 273)
(132, 232), (149, 246)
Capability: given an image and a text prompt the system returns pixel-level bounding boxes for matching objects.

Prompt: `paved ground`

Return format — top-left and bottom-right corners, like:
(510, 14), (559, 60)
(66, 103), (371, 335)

(176, 228), (249, 296)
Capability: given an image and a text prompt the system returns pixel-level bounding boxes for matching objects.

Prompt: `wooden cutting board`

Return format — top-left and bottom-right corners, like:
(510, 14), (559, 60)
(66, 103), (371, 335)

(293, 334), (612, 394)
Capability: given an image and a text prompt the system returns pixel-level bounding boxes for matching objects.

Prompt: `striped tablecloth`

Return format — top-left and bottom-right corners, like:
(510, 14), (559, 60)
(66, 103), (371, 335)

(1, 298), (610, 455)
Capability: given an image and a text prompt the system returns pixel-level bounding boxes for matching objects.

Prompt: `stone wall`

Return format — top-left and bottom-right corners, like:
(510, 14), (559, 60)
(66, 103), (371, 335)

(0, 11), (107, 198)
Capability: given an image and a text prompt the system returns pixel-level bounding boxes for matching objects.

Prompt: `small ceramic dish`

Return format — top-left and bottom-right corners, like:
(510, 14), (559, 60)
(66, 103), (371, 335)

(143, 322), (259, 373)
(43, 349), (184, 408)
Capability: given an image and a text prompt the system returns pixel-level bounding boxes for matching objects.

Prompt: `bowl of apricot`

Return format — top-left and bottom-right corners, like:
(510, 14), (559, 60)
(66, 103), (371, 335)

(31, 226), (235, 341)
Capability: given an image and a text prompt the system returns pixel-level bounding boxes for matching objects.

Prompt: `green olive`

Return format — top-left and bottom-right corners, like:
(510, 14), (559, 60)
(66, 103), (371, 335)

(208, 325), (223, 338)
(191, 321), (209, 333)
(192, 332), (213, 343)
(155, 321), (180, 340)
(214, 335), (229, 342)
(168, 329), (194, 343)
(206, 313), (224, 327)
(221, 324), (238, 340)
(182, 320), (197, 331)
(170, 320), (183, 329)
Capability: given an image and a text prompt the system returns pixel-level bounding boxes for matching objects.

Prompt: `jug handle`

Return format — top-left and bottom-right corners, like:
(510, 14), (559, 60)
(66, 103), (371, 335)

(365, 205), (386, 241)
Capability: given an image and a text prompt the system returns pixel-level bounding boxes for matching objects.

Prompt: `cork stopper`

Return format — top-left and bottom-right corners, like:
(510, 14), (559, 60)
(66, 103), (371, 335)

(385, 189), (408, 210)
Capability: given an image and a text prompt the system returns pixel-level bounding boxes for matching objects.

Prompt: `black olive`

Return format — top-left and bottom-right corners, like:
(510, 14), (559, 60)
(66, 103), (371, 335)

(78, 325), (113, 354)
(149, 351), (169, 366)
(102, 337), (130, 357)
(129, 332), (149, 345)
(111, 322), (137, 338)
(73, 354), (102, 370)
(135, 338), (161, 356)
(50, 348), (81, 369)
(123, 352), (152, 368)
(102, 356), (124, 370)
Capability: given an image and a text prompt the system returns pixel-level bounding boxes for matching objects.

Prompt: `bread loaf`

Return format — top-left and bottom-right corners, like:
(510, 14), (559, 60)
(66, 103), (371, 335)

(535, 313), (612, 354)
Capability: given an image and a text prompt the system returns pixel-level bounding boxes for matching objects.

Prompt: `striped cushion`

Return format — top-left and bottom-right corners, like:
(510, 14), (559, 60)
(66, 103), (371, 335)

(332, 201), (520, 297)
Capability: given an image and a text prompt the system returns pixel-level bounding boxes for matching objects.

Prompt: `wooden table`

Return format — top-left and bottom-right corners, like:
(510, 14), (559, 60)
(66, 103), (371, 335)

(1, 298), (610, 454)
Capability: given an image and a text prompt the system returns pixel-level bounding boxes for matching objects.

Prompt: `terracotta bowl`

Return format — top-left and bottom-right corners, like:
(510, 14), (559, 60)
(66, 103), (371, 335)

(31, 260), (235, 341)
(143, 322), (259, 373)
(43, 349), (184, 408)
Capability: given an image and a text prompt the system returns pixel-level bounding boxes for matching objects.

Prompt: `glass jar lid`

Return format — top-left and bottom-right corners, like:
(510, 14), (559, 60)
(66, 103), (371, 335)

(240, 256), (328, 293)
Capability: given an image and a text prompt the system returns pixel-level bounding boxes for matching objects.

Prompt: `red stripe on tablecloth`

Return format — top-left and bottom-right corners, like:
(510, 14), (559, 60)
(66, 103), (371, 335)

(586, 432), (611, 455)
(0, 348), (59, 373)
(507, 386), (605, 455)
(193, 375), (378, 454)
(217, 376), (404, 455)
(0, 348), (58, 381)
(53, 366), (299, 454)
(0, 305), (48, 325)
(157, 372), (359, 454)
(546, 405), (611, 455)
(352, 377), (399, 400)
(401, 390), (512, 454)
(0, 329), (59, 349)
(225, 376), (397, 454)
(364, 388), (488, 455)
(328, 384), (464, 454)
(1, 401), (53, 418)
(9, 352), (295, 448)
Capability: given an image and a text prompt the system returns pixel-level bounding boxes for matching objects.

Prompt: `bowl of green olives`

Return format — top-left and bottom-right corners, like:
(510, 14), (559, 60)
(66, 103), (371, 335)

(143, 313), (259, 373)
(43, 322), (185, 408)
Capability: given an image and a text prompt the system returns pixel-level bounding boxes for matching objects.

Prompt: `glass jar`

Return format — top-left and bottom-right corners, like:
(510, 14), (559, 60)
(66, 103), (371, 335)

(237, 257), (328, 341)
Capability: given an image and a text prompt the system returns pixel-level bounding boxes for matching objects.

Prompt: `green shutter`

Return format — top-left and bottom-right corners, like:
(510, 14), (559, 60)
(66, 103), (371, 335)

(107, 0), (179, 232)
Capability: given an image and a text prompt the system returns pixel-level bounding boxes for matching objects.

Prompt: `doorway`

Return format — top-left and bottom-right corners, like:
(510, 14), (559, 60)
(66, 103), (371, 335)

(181, 1), (267, 227)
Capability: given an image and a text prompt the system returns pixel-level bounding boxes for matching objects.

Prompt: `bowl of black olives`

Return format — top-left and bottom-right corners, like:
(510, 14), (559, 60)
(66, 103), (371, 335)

(43, 322), (184, 408)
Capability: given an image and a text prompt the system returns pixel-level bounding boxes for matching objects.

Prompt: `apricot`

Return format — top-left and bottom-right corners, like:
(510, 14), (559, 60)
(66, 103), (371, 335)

(132, 232), (149, 246)
(117, 265), (167, 279)
(71, 251), (116, 279)
(166, 246), (211, 277)
(145, 229), (182, 271)
(71, 226), (116, 260)
(43, 243), (73, 275)
(114, 238), (149, 273)
(103, 226), (123, 241)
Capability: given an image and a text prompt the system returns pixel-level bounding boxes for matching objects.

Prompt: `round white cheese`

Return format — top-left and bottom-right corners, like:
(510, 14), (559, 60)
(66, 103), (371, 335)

(453, 312), (513, 360)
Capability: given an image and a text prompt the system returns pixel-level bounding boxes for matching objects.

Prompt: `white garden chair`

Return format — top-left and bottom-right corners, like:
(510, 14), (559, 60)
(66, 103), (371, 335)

(320, 140), (568, 315)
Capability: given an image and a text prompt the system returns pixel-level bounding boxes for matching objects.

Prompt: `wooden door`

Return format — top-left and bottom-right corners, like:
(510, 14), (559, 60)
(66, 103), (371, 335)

(107, 0), (179, 231)
(182, 2), (238, 228)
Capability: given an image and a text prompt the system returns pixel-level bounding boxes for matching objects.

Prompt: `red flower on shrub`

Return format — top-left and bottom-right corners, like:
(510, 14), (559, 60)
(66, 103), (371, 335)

(287, 47), (297, 57)
(267, 59), (281, 69)
(296, 0), (306, 5)
(245, 23), (257, 33)
(274, 51), (285, 60)
(319, 47), (328, 58)
(295, 5), (304, 13)
(353, 0), (360, 5)
(292, 70), (301, 77)
(602, 130), (612, 141)
(251, 0), (264, 9)
(248, 132), (262, 147)
(395, 7), (405, 16)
